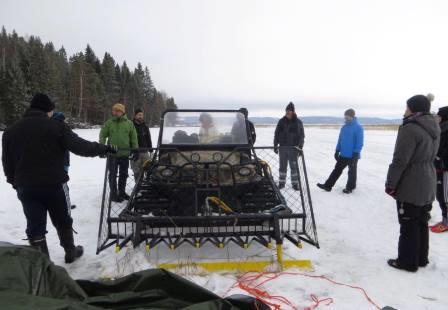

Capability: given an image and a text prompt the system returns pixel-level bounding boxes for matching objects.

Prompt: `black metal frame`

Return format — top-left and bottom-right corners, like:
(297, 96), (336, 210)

(96, 110), (319, 254)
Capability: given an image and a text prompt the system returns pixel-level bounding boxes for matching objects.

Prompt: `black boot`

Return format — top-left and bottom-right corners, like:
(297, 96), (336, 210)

(317, 183), (331, 192)
(387, 259), (418, 272)
(278, 183), (285, 189)
(343, 188), (353, 194)
(57, 227), (84, 264)
(118, 177), (130, 200)
(292, 184), (300, 191)
(29, 238), (50, 258)
(110, 191), (124, 203)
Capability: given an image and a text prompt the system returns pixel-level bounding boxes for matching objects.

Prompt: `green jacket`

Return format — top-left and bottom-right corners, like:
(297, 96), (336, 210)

(99, 115), (138, 157)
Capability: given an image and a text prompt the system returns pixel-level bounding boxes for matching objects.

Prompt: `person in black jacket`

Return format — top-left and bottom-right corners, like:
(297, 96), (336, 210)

(432, 106), (448, 233)
(131, 109), (152, 181)
(274, 102), (305, 190)
(2, 93), (117, 263)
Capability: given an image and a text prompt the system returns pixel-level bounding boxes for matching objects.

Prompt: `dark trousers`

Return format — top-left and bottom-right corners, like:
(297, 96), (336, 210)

(279, 149), (299, 186)
(324, 157), (358, 190)
(436, 171), (448, 219)
(17, 184), (72, 242)
(396, 201), (431, 269)
(108, 156), (129, 195)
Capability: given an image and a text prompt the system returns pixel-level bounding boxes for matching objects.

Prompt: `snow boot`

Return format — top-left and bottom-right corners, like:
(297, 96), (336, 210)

(57, 227), (84, 264)
(430, 222), (448, 233)
(110, 193), (124, 203)
(292, 184), (300, 191)
(118, 177), (130, 200)
(343, 188), (353, 194)
(317, 183), (331, 192)
(278, 183), (285, 189)
(29, 238), (50, 258)
(119, 191), (131, 200)
(387, 259), (418, 272)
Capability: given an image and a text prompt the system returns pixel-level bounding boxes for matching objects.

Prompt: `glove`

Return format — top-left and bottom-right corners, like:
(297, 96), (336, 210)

(105, 145), (118, 155)
(385, 188), (396, 198)
(274, 146), (279, 154)
(334, 151), (340, 161)
(130, 152), (139, 161)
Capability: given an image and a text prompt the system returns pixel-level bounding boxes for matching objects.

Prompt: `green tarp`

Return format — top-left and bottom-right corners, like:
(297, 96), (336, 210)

(0, 243), (263, 310)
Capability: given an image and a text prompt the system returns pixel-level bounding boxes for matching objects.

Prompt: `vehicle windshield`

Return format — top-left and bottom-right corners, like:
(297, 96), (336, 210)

(161, 111), (249, 145)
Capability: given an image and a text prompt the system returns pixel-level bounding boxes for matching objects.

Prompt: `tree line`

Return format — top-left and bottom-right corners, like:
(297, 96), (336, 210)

(0, 26), (177, 127)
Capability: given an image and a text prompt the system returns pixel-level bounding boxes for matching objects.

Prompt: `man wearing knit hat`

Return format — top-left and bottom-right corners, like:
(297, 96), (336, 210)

(317, 108), (364, 194)
(2, 93), (117, 262)
(100, 103), (138, 202)
(273, 102), (305, 190)
(385, 94), (440, 272)
(432, 105), (448, 233)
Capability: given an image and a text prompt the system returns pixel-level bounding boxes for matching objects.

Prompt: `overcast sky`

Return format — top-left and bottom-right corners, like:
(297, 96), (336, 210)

(2, 0), (448, 118)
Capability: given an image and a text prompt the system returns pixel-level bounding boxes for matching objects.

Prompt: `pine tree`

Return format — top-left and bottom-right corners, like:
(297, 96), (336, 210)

(0, 28), (176, 126)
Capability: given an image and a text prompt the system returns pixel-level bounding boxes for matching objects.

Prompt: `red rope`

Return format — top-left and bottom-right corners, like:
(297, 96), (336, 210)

(224, 271), (381, 310)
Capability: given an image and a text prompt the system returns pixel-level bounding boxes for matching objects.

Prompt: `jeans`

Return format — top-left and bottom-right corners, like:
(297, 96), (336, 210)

(108, 156), (130, 195)
(324, 156), (358, 190)
(17, 184), (72, 242)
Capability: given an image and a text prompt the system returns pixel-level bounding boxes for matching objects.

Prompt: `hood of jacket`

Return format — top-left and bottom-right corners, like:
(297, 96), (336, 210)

(404, 113), (439, 140)
(440, 120), (448, 133)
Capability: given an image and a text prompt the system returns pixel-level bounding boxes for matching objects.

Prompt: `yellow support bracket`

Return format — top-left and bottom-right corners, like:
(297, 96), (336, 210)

(158, 259), (313, 273)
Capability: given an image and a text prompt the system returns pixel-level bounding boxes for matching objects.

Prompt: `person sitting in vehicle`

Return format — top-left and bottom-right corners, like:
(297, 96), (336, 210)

(199, 113), (220, 144)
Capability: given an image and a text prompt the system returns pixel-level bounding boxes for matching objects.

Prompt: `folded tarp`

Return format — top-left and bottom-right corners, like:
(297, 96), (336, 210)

(0, 242), (266, 309)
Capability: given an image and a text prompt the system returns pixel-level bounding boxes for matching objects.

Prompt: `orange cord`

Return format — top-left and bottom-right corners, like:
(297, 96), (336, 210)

(224, 271), (381, 310)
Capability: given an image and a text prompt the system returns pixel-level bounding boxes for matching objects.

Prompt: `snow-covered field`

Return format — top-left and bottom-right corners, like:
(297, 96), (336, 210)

(1, 127), (447, 309)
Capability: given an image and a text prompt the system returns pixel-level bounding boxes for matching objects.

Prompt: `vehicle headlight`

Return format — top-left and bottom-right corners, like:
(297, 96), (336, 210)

(213, 152), (223, 162)
(238, 167), (252, 177)
(161, 168), (175, 177)
(191, 153), (201, 163)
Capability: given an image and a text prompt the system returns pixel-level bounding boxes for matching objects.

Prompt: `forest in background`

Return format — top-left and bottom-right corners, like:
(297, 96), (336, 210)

(0, 27), (177, 127)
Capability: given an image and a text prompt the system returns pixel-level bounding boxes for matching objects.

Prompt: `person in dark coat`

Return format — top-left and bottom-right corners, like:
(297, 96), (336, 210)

(131, 108), (152, 181)
(317, 109), (364, 194)
(1, 93), (117, 262)
(52, 112), (76, 210)
(385, 94), (440, 272)
(432, 106), (448, 233)
(274, 102), (305, 190)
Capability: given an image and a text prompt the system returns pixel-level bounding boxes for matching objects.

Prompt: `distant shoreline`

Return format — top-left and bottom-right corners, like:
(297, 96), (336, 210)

(256, 124), (399, 131)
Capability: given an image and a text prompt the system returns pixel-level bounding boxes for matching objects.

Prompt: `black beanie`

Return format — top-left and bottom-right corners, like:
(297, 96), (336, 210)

(30, 93), (55, 112)
(134, 108), (143, 115)
(344, 109), (355, 118)
(286, 102), (295, 112)
(438, 106), (448, 123)
(239, 107), (248, 118)
(407, 95), (431, 113)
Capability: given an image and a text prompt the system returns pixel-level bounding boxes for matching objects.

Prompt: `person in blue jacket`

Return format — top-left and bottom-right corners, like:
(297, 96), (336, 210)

(317, 109), (364, 194)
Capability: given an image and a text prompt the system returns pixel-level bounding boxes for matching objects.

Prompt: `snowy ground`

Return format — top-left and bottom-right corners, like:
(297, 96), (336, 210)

(1, 127), (447, 309)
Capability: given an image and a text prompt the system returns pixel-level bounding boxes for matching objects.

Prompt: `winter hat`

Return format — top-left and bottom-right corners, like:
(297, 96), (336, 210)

(239, 107), (248, 118)
(437, 106), (448, 122)
(407, 95), (431, 113)
(427, 93), (435, 103)
(286, 102), (295, 112)
(344, 109), (355, 118)
(134, 108), (143, 115)
(112, 103), (125, 114)
(30, 93), (55, 112)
